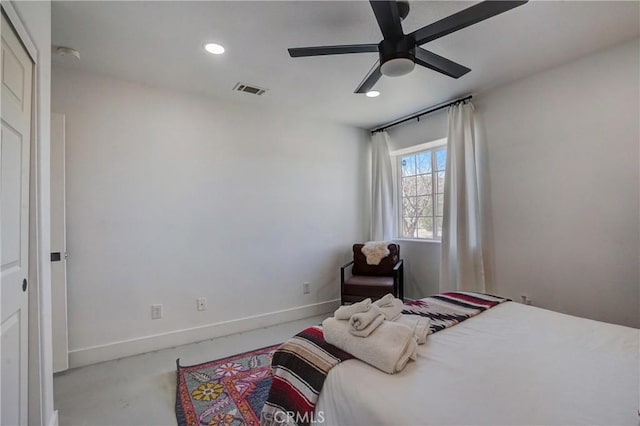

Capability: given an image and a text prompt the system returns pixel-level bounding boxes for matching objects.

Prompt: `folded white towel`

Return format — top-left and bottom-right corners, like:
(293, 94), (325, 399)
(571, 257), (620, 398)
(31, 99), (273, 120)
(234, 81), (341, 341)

(361, 241), (390, 265)
(335, 298), (371, 320)
(374, 298), (404, 321)
(396, 315), (431, 344)
(323, 317), (417, 374)
(375, 293), (395, 307)
(349, 306), (385, 338)
(349, 304), (381, 330)
(415, 321), (430, 344)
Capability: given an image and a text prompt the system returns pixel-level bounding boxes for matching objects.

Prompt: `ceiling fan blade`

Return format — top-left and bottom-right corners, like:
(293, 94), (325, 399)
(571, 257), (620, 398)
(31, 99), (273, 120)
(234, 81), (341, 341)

(354, 61), (382, 93)
(288, 44), (379, 57)
(415, 48), (471, 79)
(410, 1), (528, 46)
(369, 1), (404, 40)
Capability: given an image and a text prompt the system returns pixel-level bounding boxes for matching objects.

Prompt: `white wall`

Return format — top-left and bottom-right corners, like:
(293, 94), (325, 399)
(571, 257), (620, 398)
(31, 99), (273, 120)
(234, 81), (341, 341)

(387, 109), (449, 152)
(479, 38), (639, 328)
(51, 67), (370, 365)
(397, 241), (441, 300)
(387, 38), (640, 328)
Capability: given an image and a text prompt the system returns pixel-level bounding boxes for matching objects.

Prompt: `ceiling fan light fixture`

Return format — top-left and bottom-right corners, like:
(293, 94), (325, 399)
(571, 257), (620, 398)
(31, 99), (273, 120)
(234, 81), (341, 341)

(380, 57), (415, 77)
(366, 90), (380, 97)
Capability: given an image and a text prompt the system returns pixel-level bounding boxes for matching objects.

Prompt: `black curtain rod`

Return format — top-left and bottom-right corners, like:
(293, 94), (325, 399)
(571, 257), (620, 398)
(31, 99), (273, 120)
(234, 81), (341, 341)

(371, 95), (472, 134)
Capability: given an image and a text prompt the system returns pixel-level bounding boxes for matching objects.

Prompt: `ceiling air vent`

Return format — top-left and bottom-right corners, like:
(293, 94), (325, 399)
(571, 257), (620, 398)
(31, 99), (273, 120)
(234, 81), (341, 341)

(233, 82), (268, 96)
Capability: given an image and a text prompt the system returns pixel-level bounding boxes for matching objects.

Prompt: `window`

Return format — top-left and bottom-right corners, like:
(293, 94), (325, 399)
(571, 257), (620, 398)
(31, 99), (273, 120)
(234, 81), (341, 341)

(398, 144), (447, 240)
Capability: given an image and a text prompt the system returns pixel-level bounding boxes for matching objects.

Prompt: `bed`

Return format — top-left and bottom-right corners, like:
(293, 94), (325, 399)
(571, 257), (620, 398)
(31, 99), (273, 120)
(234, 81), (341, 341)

(312, 301), (639, 425)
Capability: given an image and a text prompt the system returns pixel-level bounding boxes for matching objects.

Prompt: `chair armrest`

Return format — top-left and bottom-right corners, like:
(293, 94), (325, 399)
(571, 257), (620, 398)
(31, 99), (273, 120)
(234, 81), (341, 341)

(341, 260), (355, 271)
(392, 259), (403, 272)
(392, 259), (404, 301)
(340, 260), (355, 299)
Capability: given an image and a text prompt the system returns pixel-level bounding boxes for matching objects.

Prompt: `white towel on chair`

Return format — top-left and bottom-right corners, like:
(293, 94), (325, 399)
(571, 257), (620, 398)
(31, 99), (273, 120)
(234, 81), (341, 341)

(335, 298), (371, 320)
(374, 297), (403, 321)
(323, 317), (417, 374)
(361, 241), (390, 265)
(396, 315), (431, 344)
(349, 305), (385, 337)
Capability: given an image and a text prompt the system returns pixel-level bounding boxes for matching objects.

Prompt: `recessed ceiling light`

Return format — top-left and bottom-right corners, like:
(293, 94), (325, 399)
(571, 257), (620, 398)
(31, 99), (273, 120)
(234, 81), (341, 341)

(366, 90), (380, 98)
(204, 43), (225, 55)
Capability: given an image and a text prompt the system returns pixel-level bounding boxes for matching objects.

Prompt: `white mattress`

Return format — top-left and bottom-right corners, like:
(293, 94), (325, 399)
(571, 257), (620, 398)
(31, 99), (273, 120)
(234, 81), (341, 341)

(315, 301), (639, 425)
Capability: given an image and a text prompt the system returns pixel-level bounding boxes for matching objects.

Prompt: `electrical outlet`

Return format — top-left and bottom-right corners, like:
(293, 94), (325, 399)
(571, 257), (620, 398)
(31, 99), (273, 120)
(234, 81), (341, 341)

(197, 297), (207, 311)
(151, 304), (163, 319)
(303, 282), (310, 294)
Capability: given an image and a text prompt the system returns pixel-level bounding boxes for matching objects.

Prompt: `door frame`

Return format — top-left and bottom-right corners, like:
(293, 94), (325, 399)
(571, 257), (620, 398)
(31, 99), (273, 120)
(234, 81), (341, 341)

(1, 2), (56, 425)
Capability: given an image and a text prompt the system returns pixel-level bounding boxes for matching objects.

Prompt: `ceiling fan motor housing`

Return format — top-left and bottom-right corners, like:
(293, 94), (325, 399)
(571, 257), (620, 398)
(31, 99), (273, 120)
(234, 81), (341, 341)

(379, 36), (416, 77)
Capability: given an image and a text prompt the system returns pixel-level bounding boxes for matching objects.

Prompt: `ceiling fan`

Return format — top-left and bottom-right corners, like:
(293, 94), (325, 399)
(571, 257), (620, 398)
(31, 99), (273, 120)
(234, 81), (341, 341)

(288, 1), (528, 93)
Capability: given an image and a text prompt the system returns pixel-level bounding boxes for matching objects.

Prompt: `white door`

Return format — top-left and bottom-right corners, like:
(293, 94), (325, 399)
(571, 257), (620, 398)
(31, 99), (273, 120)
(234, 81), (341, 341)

(51, 113), (69, 372)
(1, 11), (33, 426)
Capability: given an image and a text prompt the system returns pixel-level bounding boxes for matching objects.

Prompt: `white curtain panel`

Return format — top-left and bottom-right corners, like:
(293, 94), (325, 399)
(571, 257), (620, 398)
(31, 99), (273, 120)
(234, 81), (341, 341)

(440, 102), (486, 293)
(370, 131), (396, 241)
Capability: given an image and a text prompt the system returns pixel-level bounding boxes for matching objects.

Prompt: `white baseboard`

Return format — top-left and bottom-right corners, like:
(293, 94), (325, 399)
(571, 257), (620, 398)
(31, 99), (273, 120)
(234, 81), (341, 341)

(48, 410), (59, 426)
(68, 299), (339, 368)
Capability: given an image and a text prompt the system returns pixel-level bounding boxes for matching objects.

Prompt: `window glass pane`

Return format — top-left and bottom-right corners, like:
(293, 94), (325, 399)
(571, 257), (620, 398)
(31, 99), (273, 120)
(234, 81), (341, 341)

(436, 217), (443, 238)
(397, 146), (447, 240)
(403, 218), (417, 238)
(415, 151), (432, 174)
(401, 155), (416, 177)
(416, 174), (432, 195)
(414, 195), (430, 216)
(436, 171), (445, 193)
(417, 217), (433, 239)
(436, 150), (447, 171)
(402, 176), (417, 197)
(436, 194), (444, 216)
(421, 195), (433, 217)
(402, 197), (414, 217)
(403, 196), (429, 219)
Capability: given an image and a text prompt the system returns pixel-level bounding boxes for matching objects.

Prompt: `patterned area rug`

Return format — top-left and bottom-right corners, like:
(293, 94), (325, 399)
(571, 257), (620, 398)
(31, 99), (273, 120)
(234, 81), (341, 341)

(175, 344), (279, 426)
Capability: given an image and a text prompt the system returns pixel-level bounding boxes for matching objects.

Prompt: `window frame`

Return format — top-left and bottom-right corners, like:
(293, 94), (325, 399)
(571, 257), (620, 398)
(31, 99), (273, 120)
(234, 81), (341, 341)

(391, 138), (447, 242)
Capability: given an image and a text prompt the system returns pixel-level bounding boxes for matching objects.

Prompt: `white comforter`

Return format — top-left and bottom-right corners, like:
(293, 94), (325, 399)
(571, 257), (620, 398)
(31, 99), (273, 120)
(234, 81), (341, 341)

(315, 302), (639, 425)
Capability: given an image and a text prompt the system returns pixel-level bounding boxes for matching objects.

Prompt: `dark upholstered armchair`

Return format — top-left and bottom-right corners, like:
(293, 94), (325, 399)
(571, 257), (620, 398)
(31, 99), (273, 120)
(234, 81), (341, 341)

(340, 243), (404, 305)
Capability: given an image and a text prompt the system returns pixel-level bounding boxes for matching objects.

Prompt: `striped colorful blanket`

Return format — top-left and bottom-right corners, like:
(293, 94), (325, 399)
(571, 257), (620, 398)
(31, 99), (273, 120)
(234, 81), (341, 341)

(402, 291), (509, 333)
(261, 326), (353, 426)
(260, 292), (508, 426)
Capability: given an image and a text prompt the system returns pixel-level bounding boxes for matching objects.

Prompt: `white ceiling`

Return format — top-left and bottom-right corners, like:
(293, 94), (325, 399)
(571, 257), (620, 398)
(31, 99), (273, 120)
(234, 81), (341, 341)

(52, 1), (640, 129)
